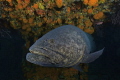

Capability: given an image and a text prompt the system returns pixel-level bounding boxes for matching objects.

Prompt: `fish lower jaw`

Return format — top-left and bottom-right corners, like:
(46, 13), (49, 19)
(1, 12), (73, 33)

(29, 50), (48, 57)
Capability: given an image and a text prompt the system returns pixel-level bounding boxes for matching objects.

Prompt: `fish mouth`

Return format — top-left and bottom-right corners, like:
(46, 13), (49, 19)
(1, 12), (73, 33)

(26, 53), (59, 67)
(29, 48), (49, 58)
(26, 48), (59, 67)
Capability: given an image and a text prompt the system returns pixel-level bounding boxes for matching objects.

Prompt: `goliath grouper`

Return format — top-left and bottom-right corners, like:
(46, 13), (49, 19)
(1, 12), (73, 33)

(26, 25), (104, 71)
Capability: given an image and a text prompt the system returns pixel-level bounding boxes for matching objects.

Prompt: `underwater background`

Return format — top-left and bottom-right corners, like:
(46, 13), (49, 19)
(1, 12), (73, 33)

(0, 0), (120, 80)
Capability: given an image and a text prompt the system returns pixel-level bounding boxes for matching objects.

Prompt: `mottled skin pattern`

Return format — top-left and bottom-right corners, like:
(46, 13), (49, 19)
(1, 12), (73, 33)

(26, 25), (92, 67)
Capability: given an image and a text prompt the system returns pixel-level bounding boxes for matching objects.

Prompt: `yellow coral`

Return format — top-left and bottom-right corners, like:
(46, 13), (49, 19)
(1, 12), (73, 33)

(99, 0), (105, 3)
(38, 2), (45, 10)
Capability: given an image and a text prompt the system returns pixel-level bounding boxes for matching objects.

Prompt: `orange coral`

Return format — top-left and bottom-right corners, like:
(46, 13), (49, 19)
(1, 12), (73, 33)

(22, 24), (29, 30)
(66, 7), (71, 13)
(26, 27), (31, 32)
(23, 18), (28, 23)
(57, 18), (62, 24)
(87, 8), (93, 14)
(15, 4), (24, 9)
(32, 3), (38, 9)
(16, 0), (30, 9)
(37, 22), (43, 26)
(4, 7), (13, 11)
(6, 0), (12, 3)
(9, 12), (17, 18)
(83, 27), (94, 34)
(36, 9), (46, 16)
(43, 0), (49, 3)
(88, 0), (98, 6)
(93, 12), (104, 19)
(24, 0), (30, 4)
(17, 0), (22, 4)
(28, 17), (34, 23)
(83, 8), (87, 12)
(55, 0), (63, 8)
(84, 19), (93, 27)
(83, 0), (98, 6)
(10, 21), (18, 29)
(78, 25), (84, 30)
(1, 14), (6, 18)
(83, 0), (88, 5)
(26, 7), (34, 15)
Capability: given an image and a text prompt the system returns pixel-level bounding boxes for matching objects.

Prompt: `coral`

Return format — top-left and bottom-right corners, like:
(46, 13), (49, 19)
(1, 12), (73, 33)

(87, 8), (93, 14)
(28, 17), (34, 23)
(88, 0), (98, 6)
(78, 25), (84, 30)
(6, 0), (12, 3)
(66, 7), (71, 13)
(83, 27), (94, 34)
(83, 0), (88, 5)
(32, 3), (39, 9)
(83, 0), (98, 6)
(57, 18), (62, 24)
(99, 0), (106, 3)
(84, 19), (93, 27)
(55, 0), (63, 8)
(4, 7), (13, 11)
(38, 2), (45, 10)
(93, 11), (104, 19)
(36, 9), (46, 16)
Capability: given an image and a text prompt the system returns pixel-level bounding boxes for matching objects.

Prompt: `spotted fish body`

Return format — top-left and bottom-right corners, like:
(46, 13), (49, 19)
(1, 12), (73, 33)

(26, 25), (104, 71)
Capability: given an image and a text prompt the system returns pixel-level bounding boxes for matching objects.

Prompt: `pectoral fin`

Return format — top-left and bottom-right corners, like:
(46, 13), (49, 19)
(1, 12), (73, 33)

(82, 48), (104, 63)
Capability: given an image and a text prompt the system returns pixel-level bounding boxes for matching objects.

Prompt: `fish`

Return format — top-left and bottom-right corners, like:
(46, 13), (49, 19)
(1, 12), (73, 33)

(26, 25), (104, 72)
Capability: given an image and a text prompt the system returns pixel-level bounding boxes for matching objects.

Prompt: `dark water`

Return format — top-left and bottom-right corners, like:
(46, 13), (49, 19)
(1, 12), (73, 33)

(0, 28), (25, 80)
(88, 22), (120, 80)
